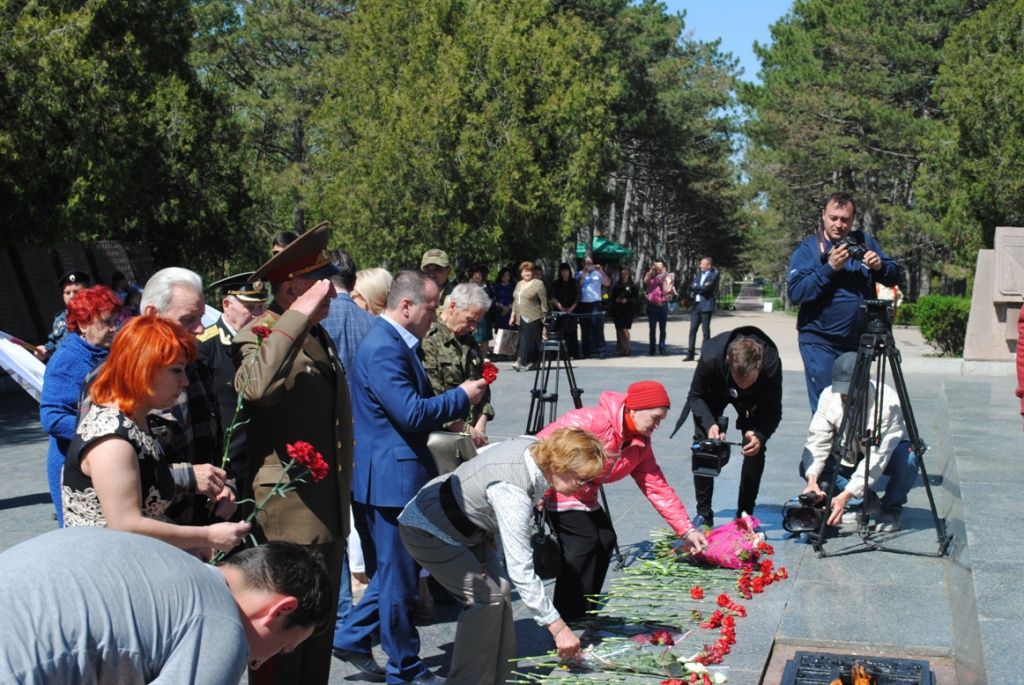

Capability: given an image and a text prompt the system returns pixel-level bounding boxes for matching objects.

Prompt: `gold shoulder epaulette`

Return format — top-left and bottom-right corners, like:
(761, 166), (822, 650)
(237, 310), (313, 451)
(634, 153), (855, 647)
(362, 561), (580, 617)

(196, 324), (221, 343)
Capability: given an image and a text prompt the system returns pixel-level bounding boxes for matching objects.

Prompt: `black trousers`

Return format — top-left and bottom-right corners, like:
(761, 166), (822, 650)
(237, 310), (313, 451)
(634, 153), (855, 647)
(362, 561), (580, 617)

(548, 508), (617, 621)
(687, 309), (713, 356)
(692, 425), (766, 519)
(516, 319), (543, 365)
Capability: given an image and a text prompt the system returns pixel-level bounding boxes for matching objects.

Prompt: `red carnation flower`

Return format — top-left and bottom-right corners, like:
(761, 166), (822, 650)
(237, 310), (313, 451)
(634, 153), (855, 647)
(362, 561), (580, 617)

(252, 324), (272, 340)
(650, 630), (675, 646)
(662, 680), (684, 685)
(286, 440), (329, 482)
(481, 361), (499, 384)
(690, 585), (705, 600)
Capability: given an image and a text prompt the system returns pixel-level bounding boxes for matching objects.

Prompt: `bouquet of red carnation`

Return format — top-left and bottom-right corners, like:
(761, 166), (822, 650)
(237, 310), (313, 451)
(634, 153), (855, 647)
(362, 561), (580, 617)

(481, 361), (499, 384)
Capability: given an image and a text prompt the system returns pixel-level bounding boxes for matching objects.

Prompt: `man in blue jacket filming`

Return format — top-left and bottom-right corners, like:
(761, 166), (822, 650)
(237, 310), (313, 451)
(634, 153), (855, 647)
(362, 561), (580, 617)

(787, 193), (900, 412)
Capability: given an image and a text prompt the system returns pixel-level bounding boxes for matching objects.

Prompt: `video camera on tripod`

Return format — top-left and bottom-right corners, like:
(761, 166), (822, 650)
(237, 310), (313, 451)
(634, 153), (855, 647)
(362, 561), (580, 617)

(691, 417), (744, 478)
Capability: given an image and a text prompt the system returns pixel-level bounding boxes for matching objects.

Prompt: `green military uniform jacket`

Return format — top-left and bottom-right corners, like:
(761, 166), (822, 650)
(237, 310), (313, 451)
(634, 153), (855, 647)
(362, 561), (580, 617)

(421, 319), (494, 428)
(232, 304), (353, 545)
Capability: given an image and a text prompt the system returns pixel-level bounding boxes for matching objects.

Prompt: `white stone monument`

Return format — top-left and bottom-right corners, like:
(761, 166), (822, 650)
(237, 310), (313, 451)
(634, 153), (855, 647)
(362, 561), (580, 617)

(963, 226), (1024, 360)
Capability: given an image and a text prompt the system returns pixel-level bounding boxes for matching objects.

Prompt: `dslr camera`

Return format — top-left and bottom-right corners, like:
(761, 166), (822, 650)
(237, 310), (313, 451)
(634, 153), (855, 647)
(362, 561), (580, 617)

(782, 491), (829, 534)
(691, 417), (732, 478)
(836, 229), (868, 261)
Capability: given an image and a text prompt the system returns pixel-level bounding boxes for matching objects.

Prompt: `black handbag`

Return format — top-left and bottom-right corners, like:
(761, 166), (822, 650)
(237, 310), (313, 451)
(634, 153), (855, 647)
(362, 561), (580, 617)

(531, 505), (561, 580)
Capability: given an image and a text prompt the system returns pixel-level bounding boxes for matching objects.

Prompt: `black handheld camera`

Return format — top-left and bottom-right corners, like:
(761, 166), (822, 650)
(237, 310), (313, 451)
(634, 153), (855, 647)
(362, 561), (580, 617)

(836, 229), (868, 261)
(691, 417), (734, 478)
(782, 492), (829, 534)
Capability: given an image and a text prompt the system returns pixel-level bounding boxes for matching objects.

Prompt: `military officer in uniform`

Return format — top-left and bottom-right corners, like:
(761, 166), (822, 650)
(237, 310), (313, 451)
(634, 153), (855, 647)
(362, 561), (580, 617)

(421, 281), (495, 453)
(197, 273), (267, 491)
(36, 270), (90, 359)
(232, 222), (353, 685)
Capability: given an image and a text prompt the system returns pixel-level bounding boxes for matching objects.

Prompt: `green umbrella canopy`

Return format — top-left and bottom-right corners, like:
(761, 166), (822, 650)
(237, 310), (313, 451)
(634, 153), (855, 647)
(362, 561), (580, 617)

(575, 236), (633, 260)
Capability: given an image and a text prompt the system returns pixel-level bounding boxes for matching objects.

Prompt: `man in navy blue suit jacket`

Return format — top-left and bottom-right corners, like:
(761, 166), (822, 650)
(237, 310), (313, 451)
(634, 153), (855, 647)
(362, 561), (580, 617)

(684, 257), (719, 362)
(333, 270), (488, 685)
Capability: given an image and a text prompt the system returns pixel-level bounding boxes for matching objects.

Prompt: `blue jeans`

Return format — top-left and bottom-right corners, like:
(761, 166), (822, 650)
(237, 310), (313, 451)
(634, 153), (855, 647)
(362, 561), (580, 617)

(577, 301), (606, 357)
(801, 440), (918, 513)
(333, 551), (353, 637)
(799, 341), (845, 413)
(647, 303), (667, 352)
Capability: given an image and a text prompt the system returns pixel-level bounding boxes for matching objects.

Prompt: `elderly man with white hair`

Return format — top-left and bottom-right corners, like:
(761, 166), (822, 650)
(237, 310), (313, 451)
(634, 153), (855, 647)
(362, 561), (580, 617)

(421, 282), (495, 452)
(139, 266), (235, 522)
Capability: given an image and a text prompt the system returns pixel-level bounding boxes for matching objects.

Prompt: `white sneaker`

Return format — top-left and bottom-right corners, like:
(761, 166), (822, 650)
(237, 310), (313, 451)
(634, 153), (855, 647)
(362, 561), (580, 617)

(840, 509), (864, 525)
(875, 510), (902, 533)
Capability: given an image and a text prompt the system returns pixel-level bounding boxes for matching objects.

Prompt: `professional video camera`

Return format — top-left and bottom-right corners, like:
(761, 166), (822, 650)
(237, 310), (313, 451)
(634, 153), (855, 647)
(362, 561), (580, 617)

(835, 229), (868, 261)
(862, 298), (893, 335)
(782, 491), (829, 534)
(691, 417), (740, 477)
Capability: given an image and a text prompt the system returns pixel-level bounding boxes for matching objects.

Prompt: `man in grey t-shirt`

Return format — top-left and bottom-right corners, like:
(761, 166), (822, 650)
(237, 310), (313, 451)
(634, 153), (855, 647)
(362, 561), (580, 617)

(0, 528), (333, 684)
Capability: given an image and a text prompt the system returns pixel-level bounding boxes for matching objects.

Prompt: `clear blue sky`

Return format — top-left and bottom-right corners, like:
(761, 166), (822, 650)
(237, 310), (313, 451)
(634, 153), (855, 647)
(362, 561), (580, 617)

(662, 1), (793, 83)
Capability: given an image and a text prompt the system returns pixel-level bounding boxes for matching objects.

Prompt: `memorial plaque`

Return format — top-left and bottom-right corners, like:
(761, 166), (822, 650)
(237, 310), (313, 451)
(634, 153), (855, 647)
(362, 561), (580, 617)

(993, 226), (1024, 301)
(124, 241), (155, 284)
(89, 240), (133, 286)
(54, 242), (94, 281)
(0, 250), (42, 343)
(18, 244), (62, 318)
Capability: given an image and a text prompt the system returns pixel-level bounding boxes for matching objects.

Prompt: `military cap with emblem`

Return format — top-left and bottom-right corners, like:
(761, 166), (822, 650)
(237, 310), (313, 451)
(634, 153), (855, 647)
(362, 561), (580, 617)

(58, 271), (90, 288)
(251, 221), (340, 285)
(208, 272), (268, 303)
(420, 248), (450, 270)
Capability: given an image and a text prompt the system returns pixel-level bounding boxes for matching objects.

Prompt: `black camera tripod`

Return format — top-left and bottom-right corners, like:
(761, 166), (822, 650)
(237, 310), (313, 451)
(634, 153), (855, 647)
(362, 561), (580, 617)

(524, 320), (584, 434)
(811, 300), (952, 558)
(524, 317), (625, 568)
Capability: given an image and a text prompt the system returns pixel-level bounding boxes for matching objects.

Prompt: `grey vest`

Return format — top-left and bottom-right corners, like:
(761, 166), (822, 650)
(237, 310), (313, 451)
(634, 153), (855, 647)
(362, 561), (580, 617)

(451, 436), (540, 533)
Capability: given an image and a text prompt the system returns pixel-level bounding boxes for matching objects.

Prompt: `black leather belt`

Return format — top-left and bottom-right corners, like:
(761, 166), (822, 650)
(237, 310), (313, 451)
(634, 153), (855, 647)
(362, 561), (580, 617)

(438, 478), (480, 537)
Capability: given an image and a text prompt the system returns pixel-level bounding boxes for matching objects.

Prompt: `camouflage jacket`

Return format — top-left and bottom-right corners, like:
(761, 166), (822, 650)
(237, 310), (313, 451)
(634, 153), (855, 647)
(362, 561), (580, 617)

(421, 320), (494, 427)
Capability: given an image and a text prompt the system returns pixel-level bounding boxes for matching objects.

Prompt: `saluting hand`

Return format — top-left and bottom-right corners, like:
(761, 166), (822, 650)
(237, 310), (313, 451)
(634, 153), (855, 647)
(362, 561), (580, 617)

(291, 279), (335, 323)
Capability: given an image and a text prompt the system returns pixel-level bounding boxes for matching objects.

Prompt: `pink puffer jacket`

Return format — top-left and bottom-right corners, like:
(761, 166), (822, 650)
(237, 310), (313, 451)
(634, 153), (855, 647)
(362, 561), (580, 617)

(537, 391), (694, 537)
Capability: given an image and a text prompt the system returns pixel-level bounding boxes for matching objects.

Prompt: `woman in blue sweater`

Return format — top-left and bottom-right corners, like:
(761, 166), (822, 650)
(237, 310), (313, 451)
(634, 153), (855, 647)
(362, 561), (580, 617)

(39, 285), (121, 526)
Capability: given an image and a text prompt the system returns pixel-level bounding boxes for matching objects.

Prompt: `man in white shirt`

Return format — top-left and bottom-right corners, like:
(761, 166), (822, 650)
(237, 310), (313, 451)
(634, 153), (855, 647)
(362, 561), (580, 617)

(576, 257), (610, 358)
(799, 352), (919, 532)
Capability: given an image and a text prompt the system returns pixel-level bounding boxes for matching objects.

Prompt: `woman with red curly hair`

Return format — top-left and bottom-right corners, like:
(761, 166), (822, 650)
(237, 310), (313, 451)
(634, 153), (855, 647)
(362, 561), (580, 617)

(39, 285), (121, 526)
(62, 314), (249, 556)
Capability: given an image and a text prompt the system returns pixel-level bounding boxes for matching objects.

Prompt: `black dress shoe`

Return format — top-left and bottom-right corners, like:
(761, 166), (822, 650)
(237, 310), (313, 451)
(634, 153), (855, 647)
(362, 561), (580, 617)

(332, 648), (386, 681)
(693, 514), (714, 529)
(682, 355), (695, 362)
(410, 671), (446, 685)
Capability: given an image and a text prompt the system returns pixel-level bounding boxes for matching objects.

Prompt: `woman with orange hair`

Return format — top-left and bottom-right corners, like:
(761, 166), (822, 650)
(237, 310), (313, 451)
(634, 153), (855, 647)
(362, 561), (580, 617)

(39, 285), (121, 526)
(62, 314), (249, 556)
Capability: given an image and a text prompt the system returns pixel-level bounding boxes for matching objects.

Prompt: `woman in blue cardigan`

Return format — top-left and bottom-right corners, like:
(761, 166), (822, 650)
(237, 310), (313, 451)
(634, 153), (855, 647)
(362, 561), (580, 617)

(39, 285), (121, 526)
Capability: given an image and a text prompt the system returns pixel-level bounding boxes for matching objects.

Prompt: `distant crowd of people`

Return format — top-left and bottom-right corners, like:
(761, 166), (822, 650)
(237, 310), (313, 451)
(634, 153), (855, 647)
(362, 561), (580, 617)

(2, 192), (926, 684)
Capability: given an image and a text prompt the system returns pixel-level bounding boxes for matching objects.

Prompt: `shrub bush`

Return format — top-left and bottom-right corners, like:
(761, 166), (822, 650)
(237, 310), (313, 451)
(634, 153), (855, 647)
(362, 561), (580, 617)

(913, 295), (970, 357)
(892, 301), (916, 326)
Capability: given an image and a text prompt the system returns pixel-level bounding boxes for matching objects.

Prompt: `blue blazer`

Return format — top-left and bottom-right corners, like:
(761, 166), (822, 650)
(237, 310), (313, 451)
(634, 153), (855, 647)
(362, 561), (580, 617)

(350, 317), (470, 508)
(689, 268), (719, 313)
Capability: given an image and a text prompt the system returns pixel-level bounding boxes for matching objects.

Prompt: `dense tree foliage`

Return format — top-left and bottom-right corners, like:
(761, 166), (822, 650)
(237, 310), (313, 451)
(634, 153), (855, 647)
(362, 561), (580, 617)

(309, 0), (621, 269)
(0, 0), (250, 272)
(591, 1), (741, 277)
(739, 0), (993, 297)
(5, 0), (1022, 292)
(920, 0), (1024, 267)
(191, 0), (348, 253)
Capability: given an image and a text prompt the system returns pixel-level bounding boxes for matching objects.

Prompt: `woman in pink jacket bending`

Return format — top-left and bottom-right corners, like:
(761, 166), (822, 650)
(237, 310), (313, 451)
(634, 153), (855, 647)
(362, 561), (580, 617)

(537, 380), (708, 620)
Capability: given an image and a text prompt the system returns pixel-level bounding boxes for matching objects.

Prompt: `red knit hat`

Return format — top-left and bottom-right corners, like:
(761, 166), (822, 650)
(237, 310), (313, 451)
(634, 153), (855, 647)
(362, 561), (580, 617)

(625, 380), (671, 410)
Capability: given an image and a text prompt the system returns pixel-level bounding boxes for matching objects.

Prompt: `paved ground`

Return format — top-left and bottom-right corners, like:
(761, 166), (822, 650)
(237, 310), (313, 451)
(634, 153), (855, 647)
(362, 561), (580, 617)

(1, 308), (1017, 684)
